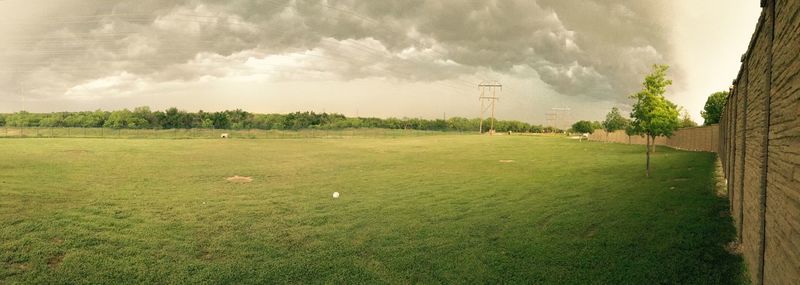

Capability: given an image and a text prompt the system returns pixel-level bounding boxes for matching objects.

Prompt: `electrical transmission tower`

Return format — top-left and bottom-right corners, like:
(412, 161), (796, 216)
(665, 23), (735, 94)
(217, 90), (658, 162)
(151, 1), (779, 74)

(545, 112), (558, 129)
(478, 81), (502, 134)
(551, 107), (571, 131)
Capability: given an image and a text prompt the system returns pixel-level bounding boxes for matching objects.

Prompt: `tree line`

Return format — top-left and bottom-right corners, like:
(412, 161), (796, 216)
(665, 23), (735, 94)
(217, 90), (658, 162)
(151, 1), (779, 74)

(0, 107), (561, 133)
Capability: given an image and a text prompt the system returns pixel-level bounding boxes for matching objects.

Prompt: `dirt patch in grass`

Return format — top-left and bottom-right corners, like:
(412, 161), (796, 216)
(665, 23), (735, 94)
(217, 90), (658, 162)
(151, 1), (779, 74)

(226, 176), (253, 183)
(47, 253), (64, 269)
(498, 160), (514, 163)
(9, 262), (30, 271)
(52, 237), (64, 245)
(200, 249), (213, 261)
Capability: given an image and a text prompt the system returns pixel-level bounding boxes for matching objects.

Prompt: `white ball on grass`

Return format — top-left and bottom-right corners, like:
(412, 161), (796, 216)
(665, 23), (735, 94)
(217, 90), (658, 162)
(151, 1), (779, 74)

(332, 192), (340, 198)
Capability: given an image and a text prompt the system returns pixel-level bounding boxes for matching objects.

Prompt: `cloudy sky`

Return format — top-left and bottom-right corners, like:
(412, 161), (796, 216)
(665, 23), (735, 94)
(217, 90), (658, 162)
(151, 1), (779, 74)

(0, 0), (761, 125)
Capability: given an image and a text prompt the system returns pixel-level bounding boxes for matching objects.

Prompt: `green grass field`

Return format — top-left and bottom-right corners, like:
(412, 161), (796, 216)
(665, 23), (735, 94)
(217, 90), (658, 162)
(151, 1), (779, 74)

(0, 135), (744, 284)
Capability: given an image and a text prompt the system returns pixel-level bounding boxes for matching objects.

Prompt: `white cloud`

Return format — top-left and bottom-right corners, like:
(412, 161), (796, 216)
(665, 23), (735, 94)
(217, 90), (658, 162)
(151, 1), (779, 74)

(65, 72), (147, 100)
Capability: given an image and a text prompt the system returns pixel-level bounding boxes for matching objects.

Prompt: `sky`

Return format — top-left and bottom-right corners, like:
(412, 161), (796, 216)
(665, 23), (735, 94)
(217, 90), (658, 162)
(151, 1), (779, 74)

(0, 0), (762, 126)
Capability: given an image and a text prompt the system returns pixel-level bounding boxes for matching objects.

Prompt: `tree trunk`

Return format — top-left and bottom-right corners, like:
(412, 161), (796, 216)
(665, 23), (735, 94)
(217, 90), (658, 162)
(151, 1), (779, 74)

(646, 135), (651, 177)
(652, 136), (657, 153)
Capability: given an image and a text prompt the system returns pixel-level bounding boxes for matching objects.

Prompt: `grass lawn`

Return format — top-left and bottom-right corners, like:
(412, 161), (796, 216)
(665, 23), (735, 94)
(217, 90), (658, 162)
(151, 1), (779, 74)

(0, 135), (744, 284)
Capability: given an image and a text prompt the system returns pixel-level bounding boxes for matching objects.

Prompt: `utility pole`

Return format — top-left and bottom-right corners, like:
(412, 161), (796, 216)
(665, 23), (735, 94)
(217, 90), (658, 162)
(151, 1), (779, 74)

(478, 82), (502, 135)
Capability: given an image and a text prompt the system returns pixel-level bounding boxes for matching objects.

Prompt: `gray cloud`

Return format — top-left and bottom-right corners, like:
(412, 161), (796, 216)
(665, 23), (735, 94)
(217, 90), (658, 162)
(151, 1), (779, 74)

(0, 0), (676, 106)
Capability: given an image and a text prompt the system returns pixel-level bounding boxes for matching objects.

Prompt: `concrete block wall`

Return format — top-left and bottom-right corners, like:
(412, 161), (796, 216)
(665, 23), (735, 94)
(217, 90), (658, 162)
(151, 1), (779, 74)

(588, 126), (716, 152)
(719, 1), (800, 283)
(590, 2), (798, 283)
(664, 125), (719, 152)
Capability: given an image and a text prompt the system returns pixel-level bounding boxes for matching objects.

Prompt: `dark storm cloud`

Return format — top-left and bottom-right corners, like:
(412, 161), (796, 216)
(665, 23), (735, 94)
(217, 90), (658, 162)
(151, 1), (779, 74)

(0, 0), (675, 103)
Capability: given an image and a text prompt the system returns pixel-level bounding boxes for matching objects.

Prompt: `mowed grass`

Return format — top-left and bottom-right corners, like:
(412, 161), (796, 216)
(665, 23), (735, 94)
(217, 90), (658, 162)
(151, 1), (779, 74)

(0, 136), (744, 284)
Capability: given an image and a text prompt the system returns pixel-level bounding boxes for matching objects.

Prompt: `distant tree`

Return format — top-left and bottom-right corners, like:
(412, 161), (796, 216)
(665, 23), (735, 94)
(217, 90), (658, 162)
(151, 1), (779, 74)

(132, 106), (153, 128)
(153, 111), (167, 129)
(90, 110), (109, 127)
(542, 126), (562, 133)
(211, 112), (231, 129)
(163, 107), (185, 129)
(6, 111), (38, 127)
(61, 111), (103, 128)
(629, 64), (680, 177)
(226, 109), (251, 129)
(571, 120), (595, 134)
(446, 117), (473, 131)
(679, 109), (698, 128)
(602, 107), (630, 133)
(0, 107), (546, 133)
(201, 118), (214, 129)
(591, 121), (603, 130)
(700, 91), (728, 125)
(624, 124), (636, 144)
(38, 113), (65, 127)
(104, 109), (135, 129)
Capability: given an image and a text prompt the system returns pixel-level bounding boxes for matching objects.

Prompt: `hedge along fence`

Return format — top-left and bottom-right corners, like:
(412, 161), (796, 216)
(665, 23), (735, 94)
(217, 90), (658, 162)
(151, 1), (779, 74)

(587, 126), (714, 152)
(718, 1), (800, 284)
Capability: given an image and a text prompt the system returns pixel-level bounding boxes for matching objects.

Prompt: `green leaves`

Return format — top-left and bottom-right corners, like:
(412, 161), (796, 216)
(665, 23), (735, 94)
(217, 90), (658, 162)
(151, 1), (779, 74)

(629, 64), (680, 138)
(700, 91), (728, 125)
(602, 107), (630, 132)
(571, 120), (595, 134)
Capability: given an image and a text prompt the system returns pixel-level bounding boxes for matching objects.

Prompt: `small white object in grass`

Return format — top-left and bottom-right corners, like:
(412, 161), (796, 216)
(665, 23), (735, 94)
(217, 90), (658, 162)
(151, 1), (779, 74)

(332, 192), (340, 198)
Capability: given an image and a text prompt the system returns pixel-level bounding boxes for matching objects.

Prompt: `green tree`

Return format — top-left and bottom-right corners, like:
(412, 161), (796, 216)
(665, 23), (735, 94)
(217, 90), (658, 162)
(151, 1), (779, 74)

(700, 91), (728, 125)
(104, 109), (134, 129)
(679, 109), (698, 128)
(201, 118), (214, 129)
(38, 113), (66, 127)
(132, 106), (153, 129)
(571, 120), (594, 134)
(602, 107), (630, 132)
(6, 111), (38, 127)
(629, 64), (680, 177)
(624, 125), (636, 144)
